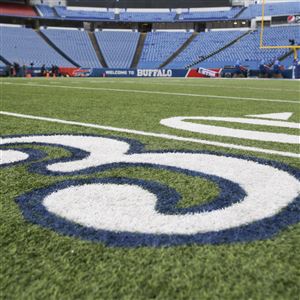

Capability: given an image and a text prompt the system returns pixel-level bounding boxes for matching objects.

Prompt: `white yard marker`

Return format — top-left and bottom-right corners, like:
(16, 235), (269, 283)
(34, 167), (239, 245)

(1, 111), (299, 158)
(246, 112), (294, 120)
(88, 79), (300, 93)
(160, 116), (300, 144)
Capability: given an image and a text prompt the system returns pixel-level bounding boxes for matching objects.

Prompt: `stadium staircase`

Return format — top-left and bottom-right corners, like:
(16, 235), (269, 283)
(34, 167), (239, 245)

(52, 7), (60, 18)
(131, 33), (147, 68)
(160, 32), (198, 68)
(187, 30), (252, 69)
(174, 13), (180, 21)
(233, 6), (247, 19)
(37, 30), (80, 67)
(88, 32), (108, 68)
(0, 56), (10, 66)
(279, 49), (294, 62)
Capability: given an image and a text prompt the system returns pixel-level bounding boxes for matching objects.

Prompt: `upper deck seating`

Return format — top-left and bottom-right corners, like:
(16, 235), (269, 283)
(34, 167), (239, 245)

(54, 6), (114, 20)
(36, 5), (56, 17)
(238, 2), (300, 19)
(180, 7), (242, 20)
(120, 12), (176, 22)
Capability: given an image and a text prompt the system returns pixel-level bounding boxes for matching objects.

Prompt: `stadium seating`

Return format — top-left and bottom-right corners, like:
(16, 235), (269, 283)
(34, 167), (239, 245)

(238, 2), (300, 19)
(54, 6), (114, 20)
(0, 26), (74, 67)
(36, 5), (56, 17)
(29, 3), (300, 22)
(138, 32), (192, 68)
(180, 7), (242, 20)
(41, 29), (102, 68)
(1, 2), (299, 22)
(95, 31), (140, 68)
(280, 50), (300, 68)
(167, 30), (245, 69)
(120, 12), (176, 22)
(197, 25), (300, 69)
(0, 2), (37, 17)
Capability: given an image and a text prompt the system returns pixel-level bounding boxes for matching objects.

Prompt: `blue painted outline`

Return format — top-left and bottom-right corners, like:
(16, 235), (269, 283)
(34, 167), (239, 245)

(2, 133), (300, 247)
(0, 147), (46, 168)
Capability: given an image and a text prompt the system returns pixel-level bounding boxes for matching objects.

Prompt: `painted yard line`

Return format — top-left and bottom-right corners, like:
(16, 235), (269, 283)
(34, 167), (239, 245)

(1, 111), (299, 159)
(86, 80), (300, 93)
(3, 77), (300, 92)
(164, 77), (300, 82)
(49, 76), (300, 85)
(2, 82), (299, 104)
(5, 76), (299, 82)
(3, 78), (299, 93)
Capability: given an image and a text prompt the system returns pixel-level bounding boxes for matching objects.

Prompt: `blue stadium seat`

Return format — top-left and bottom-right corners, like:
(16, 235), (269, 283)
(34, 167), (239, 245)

(120, 12), (176, 22)
(180, 7), (242, 20)
(54, 6), (114, 20)
(280, 50), (300, 68)
(34, 3), (300, 22)
(238, 2), (300, 19)
(95, 31), (140, 68)
(41, 29), (102, 68)
(0, 26), (74, 67)
(198, 26), (300, 69)
(138, 32), (192, 68)
(36, 5), (56, 17)
(167, 30), (244, 69)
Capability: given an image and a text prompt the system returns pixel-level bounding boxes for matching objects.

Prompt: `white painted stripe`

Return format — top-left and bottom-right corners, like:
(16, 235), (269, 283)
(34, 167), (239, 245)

(246, 112), (293, 120)
(1, 111), (299, 158)
(1, 82), (299, 104)
(160, 116), (299, 144)
(176, 116), (299, 129)
(3, 77), (300, 93)
(86, 79), (300, 93)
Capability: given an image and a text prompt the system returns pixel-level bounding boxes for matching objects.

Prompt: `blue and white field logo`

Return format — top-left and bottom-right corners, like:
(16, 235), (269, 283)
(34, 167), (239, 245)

(1, 113), (299, 247)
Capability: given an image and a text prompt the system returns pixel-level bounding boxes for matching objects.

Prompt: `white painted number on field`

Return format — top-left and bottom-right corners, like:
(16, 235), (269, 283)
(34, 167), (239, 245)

(1, 135), (299, 235)
(0, 150), (29, 165)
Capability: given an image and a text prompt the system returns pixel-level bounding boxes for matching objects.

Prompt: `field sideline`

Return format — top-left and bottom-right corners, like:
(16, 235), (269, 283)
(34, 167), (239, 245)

(1, 77), (300, 299)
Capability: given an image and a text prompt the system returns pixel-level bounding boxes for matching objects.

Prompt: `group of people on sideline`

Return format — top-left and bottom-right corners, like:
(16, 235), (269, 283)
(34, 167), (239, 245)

(259, 58), (299, 78)
(2, 58), (299, 79)
(6, 62), (60, 77)
(233, 58), (299, 78)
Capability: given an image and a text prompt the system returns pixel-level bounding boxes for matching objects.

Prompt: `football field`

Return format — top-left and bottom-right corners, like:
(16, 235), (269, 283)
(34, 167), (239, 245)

(1, 77), (300, 299)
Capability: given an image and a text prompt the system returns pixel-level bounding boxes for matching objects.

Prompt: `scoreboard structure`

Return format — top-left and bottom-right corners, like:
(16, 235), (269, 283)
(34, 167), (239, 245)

(67, 0), (232, 8)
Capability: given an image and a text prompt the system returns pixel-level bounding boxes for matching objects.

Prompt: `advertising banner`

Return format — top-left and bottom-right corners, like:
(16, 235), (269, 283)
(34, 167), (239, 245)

(59, 68), (190, 78)
(187, 68), (222, 78)
(58, 68), (224, 78)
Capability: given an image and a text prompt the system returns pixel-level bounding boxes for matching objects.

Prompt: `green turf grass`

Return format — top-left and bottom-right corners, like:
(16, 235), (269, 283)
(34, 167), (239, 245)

(1, 77), (300, 299)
